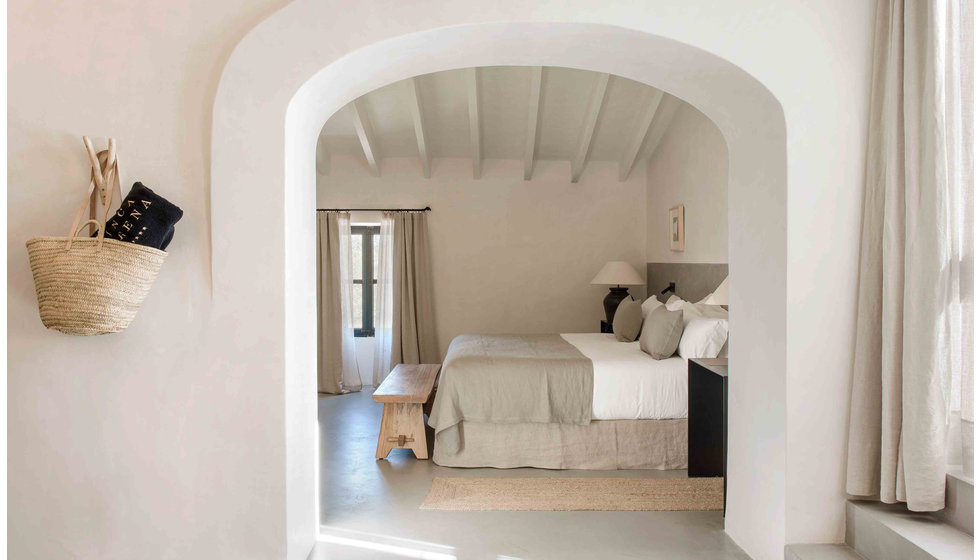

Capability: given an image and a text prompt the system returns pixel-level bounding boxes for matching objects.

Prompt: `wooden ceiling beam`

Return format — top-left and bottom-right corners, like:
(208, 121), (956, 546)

(570, 72), (609, 183)
(635, 94), (681, 168)
(466, 67), (482, 179)
(618, 89), (664, 181)
(350, 99), (380, 176)
(523, 66), (543, 181)
(406, 77), (431, 178)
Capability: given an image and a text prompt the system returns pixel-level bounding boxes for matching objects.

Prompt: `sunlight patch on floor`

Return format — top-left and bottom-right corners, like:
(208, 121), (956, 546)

(318, 526), (457, 560)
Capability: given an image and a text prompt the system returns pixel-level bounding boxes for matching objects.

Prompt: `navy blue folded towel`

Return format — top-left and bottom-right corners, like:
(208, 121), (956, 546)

(101, 182), (183, 250)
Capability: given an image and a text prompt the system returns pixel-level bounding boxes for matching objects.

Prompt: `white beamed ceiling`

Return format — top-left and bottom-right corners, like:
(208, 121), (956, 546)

(318, 66), (682, 180)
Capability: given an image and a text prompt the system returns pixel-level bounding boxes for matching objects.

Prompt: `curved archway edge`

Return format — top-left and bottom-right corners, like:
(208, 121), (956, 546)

(212, 13), (787, 560)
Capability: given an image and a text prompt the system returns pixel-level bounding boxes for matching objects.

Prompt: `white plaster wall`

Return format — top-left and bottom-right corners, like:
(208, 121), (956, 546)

(646, 104), (729, 264)
(7, 1), (291, 558)
(7, 3), (875, 560)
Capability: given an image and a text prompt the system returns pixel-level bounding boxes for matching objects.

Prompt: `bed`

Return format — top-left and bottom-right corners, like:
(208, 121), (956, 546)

(427, 332), (690, 469)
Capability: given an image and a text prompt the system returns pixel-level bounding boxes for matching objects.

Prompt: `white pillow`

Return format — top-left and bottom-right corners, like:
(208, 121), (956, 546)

(665, 295), (686, 311)
(678, 317), (729, 359)
(680, 301), (729, 327)
(641, 295), (663, 318)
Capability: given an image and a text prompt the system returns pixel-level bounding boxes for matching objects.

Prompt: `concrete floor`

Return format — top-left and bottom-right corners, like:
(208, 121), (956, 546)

(314, 390), (750, 560)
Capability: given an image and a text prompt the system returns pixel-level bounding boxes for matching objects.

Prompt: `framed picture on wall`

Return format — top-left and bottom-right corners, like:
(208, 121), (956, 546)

(669, 205), (685, 251)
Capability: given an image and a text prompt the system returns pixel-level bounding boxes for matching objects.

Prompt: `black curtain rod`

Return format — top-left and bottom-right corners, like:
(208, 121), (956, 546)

(316, 206), (431, 212)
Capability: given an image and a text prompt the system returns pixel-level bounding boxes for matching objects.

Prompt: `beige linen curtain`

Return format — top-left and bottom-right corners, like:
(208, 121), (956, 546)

(317, 212), (362, 394)
(372, 212), (438, 385)
(846, 0), (973, 511)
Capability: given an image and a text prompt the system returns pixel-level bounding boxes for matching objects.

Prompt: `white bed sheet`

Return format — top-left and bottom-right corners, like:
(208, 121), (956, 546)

(561, 333), (688, 421)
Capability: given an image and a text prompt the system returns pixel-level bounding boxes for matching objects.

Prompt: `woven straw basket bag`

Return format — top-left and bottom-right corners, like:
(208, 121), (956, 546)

(26, 138), (167, 335)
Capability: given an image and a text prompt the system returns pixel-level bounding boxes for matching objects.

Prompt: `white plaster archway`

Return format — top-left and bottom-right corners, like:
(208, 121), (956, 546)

(213, 8), (787, 560)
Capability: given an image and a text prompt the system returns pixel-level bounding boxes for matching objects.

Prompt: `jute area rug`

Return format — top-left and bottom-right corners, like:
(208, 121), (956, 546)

(420, 477), (724, 511)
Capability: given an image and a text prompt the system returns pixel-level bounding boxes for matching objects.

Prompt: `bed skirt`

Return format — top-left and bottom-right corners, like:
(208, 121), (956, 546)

(432, 418), (687, 470)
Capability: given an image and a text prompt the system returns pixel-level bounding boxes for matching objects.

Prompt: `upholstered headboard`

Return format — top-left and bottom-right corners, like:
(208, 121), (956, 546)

(646, 262), (728, 303)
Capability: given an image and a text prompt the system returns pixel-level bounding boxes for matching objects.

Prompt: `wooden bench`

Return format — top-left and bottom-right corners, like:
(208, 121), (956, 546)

(373, 363), (441, 460)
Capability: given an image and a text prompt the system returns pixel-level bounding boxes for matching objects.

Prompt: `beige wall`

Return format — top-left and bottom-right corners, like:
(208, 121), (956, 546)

(646, 103), (729, 263)
(319, 156), (648, 356)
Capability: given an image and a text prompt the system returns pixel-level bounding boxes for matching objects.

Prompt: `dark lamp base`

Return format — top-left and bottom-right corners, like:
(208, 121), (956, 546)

(603, 287), (631, 325)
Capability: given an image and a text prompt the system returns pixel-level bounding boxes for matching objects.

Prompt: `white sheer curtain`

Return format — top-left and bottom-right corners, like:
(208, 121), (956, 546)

(943, 0), (973, 479)
(372, 213), (395, 386)
(337, 214), (362, 392)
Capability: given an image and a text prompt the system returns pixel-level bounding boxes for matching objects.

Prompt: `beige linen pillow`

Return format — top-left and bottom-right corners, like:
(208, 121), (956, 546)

(639, 306), (684, 359)
(612, 297), (642, 342)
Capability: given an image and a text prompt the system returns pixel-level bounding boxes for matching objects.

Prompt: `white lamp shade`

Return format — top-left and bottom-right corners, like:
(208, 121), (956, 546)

(590, 261), (644, 286)
(705, 276), (729, 305)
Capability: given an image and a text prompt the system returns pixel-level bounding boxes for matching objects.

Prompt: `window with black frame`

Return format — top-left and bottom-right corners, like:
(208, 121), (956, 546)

(350, 225), (380, 337)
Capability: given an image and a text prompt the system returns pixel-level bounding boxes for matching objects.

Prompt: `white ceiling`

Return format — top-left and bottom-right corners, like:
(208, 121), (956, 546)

(318, 66), (683, 181)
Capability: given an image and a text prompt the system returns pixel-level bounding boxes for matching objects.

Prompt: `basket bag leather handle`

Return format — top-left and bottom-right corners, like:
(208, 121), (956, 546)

(65, 137), (123, 251)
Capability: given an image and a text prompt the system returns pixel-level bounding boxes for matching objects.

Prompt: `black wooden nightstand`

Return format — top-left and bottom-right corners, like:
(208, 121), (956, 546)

(600, 320), (613, 334)
(688, 358), (728, 510)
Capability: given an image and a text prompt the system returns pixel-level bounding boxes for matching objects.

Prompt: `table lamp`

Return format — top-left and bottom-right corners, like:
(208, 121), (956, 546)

(590, 261), (644, 324)
(705, 276), (729, 305)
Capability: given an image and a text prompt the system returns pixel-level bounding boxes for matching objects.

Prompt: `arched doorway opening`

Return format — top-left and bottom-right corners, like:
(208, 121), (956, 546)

(213, 17), (786, 560)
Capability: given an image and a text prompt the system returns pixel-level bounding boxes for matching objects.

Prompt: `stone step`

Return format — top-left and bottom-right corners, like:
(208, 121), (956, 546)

(933, 469), (973, 536)
(846, 500), (973, 560)
(785, 543), (867, 560)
